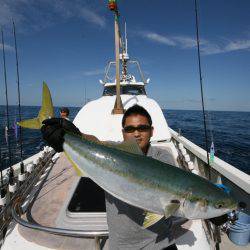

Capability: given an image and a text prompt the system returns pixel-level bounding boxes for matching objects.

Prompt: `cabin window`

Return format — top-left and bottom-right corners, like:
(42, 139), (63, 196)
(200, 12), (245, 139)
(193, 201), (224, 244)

(68, 177), (106, 212)
(103, 85), (146, 96)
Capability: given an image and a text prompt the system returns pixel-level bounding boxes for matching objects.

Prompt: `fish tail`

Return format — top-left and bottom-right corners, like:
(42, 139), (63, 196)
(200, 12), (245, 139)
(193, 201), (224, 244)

(18, 82), (54, 129)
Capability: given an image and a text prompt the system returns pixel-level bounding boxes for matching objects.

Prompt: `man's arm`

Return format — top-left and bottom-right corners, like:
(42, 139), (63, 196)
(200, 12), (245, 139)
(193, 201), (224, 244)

(41, 118), (99, 152)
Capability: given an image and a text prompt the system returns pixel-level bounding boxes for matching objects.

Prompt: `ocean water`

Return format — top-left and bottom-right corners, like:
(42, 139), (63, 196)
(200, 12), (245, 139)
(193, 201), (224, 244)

(0, 105), (249, 175)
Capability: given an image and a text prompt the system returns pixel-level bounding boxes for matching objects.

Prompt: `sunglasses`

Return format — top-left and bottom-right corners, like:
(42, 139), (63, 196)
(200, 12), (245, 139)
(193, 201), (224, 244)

(123, 125), (152, 133)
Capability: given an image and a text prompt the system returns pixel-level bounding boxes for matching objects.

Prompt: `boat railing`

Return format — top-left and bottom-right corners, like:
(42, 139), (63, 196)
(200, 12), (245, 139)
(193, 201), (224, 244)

(12, 201), (109, 238)
(0, 148), (56, 246)
(4, 148), (108, 250)
(103, 59), (146, 84)
(169, 127), (250, 214)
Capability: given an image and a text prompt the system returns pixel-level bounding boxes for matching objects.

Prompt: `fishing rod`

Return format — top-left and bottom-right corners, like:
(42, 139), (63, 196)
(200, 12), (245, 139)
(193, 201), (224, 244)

(194, 0), (211, 179)
(0, 148), (6, 199)
(12, 21), (24, 174)
(1, 28), (14, 185)
(0, 148), (3, 185)
(194, 4), (223, 249)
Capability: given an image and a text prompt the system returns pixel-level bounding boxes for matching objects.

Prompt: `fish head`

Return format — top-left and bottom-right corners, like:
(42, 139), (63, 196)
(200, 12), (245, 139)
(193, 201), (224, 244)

(180, 186), (237, 220)
(207, 194), (237, 218)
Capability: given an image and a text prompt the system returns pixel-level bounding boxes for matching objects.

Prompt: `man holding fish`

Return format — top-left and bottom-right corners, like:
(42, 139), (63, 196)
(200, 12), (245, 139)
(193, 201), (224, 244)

(41, 104), (235, 250)
(18, 84), (236, 249)
(41, 105), (179, 249)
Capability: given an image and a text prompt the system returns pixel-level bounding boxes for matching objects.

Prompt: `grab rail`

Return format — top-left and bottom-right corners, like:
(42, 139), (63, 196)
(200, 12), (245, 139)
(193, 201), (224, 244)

(12, 202), (109, 237)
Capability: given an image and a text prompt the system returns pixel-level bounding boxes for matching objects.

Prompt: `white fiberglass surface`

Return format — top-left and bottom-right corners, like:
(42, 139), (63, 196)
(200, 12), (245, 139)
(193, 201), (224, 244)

(73, 95), (171, 142)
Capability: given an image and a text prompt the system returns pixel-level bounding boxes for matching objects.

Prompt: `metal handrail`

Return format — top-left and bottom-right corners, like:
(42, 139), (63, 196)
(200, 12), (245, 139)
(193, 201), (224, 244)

(103, 60), (146, 84)
(12, 202), (109, 237)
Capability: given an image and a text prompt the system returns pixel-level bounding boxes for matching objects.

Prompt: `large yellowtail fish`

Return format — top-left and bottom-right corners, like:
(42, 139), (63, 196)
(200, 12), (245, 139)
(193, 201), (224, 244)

(64, 133), (237, 220)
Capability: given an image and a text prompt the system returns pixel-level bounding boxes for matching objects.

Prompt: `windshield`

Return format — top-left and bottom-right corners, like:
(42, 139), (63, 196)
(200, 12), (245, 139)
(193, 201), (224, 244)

(103, 85), (146, 96)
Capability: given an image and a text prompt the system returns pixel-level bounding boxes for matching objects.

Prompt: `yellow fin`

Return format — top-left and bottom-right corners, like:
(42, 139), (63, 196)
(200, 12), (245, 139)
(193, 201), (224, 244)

(18, 82), (54, 129)
(18, 118), (40, 129)
(105, 139), (143, 155)
(143, 212), (164, 228)
(38, 82), (54, 121)
(64, 151), (86, 177)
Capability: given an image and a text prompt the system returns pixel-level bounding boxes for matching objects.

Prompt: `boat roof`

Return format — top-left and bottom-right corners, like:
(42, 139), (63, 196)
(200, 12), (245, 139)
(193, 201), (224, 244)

(73, 95), (172, 142)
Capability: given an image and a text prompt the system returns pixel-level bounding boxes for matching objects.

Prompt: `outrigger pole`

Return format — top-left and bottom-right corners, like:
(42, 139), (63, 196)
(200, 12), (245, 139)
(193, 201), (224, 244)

(1, 28), (14, 185)
(108, 0), (124, 114)
(12, 20), (25, 174)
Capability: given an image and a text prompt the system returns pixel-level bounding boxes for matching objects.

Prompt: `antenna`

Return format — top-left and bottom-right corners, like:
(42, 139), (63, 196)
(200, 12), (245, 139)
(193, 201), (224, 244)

(84, 85), (87, 105)
(125, 22), (128, 54)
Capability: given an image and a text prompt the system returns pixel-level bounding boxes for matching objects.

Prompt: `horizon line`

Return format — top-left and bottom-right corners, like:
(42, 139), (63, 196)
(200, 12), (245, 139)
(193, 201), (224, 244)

(0, 104), (249, 113)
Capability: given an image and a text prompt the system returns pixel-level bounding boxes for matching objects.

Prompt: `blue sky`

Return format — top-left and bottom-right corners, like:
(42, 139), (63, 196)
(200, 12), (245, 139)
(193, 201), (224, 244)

(0, 0), (249, 111)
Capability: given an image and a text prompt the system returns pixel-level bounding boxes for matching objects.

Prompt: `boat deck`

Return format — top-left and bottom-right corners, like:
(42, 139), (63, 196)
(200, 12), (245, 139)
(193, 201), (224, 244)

(3, 153), (246, 250)
(17, 153), (109, 250)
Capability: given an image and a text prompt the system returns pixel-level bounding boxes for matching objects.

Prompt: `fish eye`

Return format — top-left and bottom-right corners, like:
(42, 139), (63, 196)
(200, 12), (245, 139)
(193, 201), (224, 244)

(214, 202), (224, 209)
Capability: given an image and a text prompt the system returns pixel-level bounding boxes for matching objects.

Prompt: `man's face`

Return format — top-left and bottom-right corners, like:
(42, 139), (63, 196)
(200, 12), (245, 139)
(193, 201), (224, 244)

(60, 112), (68, 119)
(122, 114), (153, 154)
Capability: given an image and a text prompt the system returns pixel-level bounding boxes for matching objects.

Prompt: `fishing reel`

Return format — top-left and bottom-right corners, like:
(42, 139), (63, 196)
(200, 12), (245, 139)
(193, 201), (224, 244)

(227, 202), (247, 224)
(219, 201), (247, 233)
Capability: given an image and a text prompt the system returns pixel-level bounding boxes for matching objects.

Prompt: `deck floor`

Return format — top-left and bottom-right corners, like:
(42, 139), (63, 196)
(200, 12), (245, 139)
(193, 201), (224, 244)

(17, 153), (109, 250)
(14, 153), (247, 250)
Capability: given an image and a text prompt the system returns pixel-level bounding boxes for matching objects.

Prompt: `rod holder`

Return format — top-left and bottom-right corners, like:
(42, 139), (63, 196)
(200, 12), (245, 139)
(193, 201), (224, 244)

(9, 182), (17, 193)
(184, 154), (191, 162)
(0, 195), (7, 206)
(33, 158), (40, 165)
(39, 151), (45, 159)
(26, 163), (34, 173)
(188, 161), (194, 170)
(18, 172), (26, 182)
(180, 148), (187, 155)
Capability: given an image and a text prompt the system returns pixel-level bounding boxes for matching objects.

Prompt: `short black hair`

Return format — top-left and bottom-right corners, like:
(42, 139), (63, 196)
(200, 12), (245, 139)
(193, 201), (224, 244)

(60, 107), (69, 115)
(122, 105), (152, 128)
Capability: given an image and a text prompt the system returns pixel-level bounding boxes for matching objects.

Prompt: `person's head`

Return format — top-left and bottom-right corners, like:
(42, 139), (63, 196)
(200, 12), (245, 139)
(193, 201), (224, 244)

(122, 105), (153, 154)
(60, 107), (69, 119)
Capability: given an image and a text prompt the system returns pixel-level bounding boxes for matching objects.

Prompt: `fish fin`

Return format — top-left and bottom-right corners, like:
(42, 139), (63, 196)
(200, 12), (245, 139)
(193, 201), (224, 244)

(164, 200), (180, 218)
(18, 82), (54, 129)
(143, 212), (164, 228)
(105, 139), (143, 155)
(64, 151), (86, 177)
(17, 118), (41, 129)
(38, 82), (54, 121)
